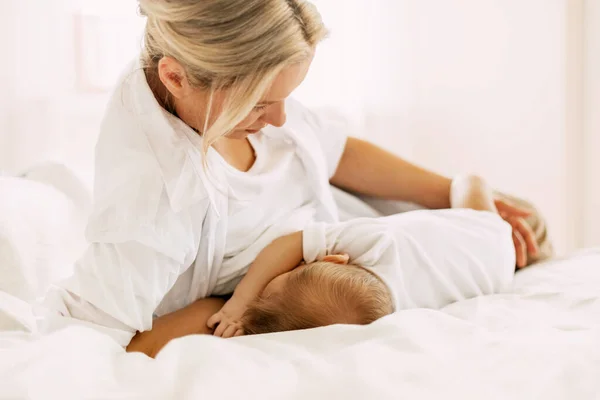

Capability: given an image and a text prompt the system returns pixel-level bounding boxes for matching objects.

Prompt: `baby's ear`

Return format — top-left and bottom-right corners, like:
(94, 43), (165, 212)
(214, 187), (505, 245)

(321, 254), (350, 265)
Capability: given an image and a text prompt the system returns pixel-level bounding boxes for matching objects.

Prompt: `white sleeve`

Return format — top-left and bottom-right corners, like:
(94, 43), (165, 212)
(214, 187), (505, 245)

(302, 218), (401, 308)
(35, 172), (206, 347)
(290, 99), (351, 178)
(303, 219), (396, 266)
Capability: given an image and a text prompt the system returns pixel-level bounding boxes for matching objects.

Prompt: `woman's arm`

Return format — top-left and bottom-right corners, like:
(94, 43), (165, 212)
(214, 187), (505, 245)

(331, 137), (542, 267)
(126, 297), (225, 358)
(38, 165), (212, 352)
(330, 137), (452, 209)
(207, 232), (304, 337)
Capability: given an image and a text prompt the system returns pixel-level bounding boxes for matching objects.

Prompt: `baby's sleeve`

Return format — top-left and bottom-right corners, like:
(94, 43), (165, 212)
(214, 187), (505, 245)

(303, 219), (397, 267)
(302, 219), (402, 310)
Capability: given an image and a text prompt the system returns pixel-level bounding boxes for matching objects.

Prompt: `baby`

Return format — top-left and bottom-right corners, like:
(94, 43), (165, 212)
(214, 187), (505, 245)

(242, 257), (394, 335)
(208, 175), (517, 337)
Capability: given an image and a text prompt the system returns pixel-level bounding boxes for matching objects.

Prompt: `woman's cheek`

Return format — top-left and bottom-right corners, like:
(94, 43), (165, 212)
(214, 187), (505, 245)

(235, 112), (260, 130)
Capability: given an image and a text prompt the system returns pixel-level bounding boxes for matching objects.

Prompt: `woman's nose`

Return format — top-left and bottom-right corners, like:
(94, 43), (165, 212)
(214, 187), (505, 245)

(263, 102), (286, 128)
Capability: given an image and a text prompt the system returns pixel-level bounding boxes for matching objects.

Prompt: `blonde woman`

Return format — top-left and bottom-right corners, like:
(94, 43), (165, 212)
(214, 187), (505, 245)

(38, 0), (552, 357)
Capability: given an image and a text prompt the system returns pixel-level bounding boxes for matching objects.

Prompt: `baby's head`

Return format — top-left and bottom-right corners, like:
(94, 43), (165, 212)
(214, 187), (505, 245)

(242, 259), (394, 335)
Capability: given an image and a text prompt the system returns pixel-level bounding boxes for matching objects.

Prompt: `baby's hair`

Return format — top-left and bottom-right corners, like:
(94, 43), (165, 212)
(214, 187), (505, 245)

(242, 261), (394, 335)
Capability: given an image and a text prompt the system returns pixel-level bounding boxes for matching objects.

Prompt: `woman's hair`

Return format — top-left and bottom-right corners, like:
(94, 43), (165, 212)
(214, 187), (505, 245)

(138, 0), (327, 155)
(242, 261), (394, 335)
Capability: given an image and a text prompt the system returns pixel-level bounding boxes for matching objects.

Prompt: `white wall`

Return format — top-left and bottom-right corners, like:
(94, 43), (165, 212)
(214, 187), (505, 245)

(298, 0), (580, 254)
(0, 0), (140, 186)
(0, 0), (17, 169)
(584, 0), (600, 247)
(0, 0), (590, 254)
(565, 0), (585, 250)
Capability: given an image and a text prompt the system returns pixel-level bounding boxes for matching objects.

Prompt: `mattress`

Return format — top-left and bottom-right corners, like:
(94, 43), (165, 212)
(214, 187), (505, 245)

(1, 250), (599, 399)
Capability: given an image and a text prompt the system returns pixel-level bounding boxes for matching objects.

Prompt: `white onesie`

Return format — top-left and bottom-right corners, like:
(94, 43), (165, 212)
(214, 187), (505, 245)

(302, 209), (516, 310)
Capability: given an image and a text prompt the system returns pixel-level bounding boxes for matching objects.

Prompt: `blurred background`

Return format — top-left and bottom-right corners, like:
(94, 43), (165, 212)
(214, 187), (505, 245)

(0, 0), (597, 255)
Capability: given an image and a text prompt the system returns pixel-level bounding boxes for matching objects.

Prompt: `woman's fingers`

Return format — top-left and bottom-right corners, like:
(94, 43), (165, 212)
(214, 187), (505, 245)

(234, 329), (244, 337)
(513, 217), (539, 257)
(498, 201), (539, 267)
(513, 231), (527, 268)
(495, 199), (532, 218)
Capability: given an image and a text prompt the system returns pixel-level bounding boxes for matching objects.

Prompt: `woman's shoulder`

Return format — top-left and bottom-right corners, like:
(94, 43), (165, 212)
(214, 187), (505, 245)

(93, 59), (215, 219)
(88, 153), (215, 242)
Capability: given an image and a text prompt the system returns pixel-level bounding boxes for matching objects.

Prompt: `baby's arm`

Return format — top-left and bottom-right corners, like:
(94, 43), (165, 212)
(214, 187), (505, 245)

(207, 231), (304, 338)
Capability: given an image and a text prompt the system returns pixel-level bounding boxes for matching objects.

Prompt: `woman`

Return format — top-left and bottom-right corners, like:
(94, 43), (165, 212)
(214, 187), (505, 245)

(38, 0), (552, 357)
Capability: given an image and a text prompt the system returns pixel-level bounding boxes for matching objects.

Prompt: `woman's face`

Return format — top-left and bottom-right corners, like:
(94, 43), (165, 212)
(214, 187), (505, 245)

(227, 57), (314, 139)
(160, 53), (314, 139)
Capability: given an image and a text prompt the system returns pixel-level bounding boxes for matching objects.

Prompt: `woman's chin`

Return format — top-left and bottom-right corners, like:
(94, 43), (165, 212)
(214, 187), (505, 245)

(226, 127), (264, 140)
(226, 130), (252, 140)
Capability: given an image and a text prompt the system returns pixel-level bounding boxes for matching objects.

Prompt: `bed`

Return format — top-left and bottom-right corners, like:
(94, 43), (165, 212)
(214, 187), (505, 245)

(1, 166), (599, 399)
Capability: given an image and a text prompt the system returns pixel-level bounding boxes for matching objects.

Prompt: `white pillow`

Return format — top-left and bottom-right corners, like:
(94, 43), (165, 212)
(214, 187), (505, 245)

(0, 164), (91, 303)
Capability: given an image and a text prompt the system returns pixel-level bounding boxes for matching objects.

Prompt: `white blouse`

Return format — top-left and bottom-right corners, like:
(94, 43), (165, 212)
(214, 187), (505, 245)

(36, 58), (353, 346)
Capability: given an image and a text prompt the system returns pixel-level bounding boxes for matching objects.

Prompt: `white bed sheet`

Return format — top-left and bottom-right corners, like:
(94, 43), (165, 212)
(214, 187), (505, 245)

(0, 163), (90, 303)
(1, 250), (599, 400)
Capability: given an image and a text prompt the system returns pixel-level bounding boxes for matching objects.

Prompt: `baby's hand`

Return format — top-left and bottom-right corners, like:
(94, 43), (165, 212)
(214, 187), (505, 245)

(207, 297), (247, 338)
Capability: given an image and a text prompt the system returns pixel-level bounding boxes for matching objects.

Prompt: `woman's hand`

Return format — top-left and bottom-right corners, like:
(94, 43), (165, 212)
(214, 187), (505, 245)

(449, 174), (540, 269)
(494, 199), (539, 268)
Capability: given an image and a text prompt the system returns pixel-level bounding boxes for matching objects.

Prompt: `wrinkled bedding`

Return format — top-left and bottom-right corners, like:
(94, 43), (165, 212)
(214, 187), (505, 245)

(1, 250), (599, 400)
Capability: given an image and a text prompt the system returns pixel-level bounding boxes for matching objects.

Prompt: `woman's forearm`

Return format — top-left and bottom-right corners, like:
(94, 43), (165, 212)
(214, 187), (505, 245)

(331, 137), (452, 209)
(126, 297), (225, 358)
